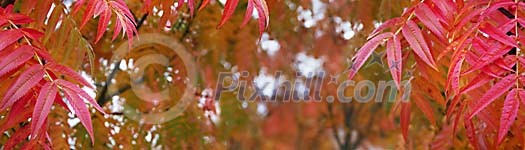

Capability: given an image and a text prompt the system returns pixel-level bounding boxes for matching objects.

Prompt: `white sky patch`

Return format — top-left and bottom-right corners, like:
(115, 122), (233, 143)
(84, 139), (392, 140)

(334, 17), (364, 40)
(80, 71), (97, 98)
(67, 117), (80, 127)
(110, 96), (124, 113)
(294, 52), (325, 78)
(256, 102), (268, 117)
(253, 68), (284, 97)
(297, 0), (326, 28)
(260, 33), (280, 56)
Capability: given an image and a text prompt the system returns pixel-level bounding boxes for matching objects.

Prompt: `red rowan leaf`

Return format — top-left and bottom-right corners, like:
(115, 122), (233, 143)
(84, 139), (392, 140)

(402, 20), (437, 69)
(348, 32), (393, 80)
(0, 5), (33, 27)
(0, 45), (33, 78)
(368, 17), (402, 40)
(217, 0), (240, 28)
(460, 73), (493, 94)
(55, 79), (105, 114)
(464, 45), (512, 75)
(0, 65), (44, 110)
(253, 0), (269, 36)
(497, 88), (520, 145)
(95, 6), (111, 43)
(386, 34), (402, 88)
(46, 61), (95, 89)
(20, 28), (44, 40)
(400, 102), (411, 142)
(469, 74), (516, 119)
(241, 0), (255, 28)
(0, 29), (24, 52)
(31, 81), (57, 139)
(415, 3), (446, 39)
(446, 52), (465, 95)
(199, 0), (210, 11)
(0, 94), (32, 133)
(188, 0), (196, 17)
(479, 23), (517, 47)
(429, 0), (456, 19)
(62, 86), (95, 144)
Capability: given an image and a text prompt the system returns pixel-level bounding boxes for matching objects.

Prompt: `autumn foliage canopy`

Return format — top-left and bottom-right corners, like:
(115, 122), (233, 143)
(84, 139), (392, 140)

(2, 0), (525, 149)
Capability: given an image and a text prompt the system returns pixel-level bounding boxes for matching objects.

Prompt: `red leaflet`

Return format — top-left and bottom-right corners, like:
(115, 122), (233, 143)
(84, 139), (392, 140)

(348, 32), (393, 80)
(0, 5), (33, 27)
(55, 79), (105, 114)
(386, 35), (402, 88)
(0, 29), (24, 52)
(402, 20), (437, 69)
(400, 102), (411, 142)
(0, 95), (32, 133)
(469, 74), (517, 119)
(415, 3), (446, 40)
(77, 0), (137, 45)
(217, 0), (240, 28)
(199, 0), (210, 11)
(31, 81), (57, 139)
(479, 23), (517, 47)
(0, 65), (44, 110)
(429, 0), (456, 19)
(446, 51), (465, 96)
(253, 0), (270, 36)
(368, 17), (402, 40)
(46, 62), (95, 89)
(241, 0), (255, 28)
(497, 88), (520, 145)
(0, 45), (34, 78)
(61, 84), (95, 144)
(460, 73), (492, 94)
(95, 5), (111, 43)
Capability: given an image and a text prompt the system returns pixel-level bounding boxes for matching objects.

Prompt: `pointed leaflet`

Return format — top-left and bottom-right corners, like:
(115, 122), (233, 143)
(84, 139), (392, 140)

(0, 65), (44, 110)
(217, 0), (240, 28)
(400, 102), (411, 143)
(55, 79), (105, 114)
(479, 23), (517, 47)
(46, 62), (95, 89)
(386, 34), (402, 88)
(31, 81), (58, 139)
(414, 3), (446, 40)
(469, 74), (517, 119)
(446, 51), (465, 95)
(368, 18), (402, 40)
(241, 0), (255, 28)
(497, 88), (520, 145)
(0, 29), (24, 52)
(0, 94), (32, 133)
(348, 32), (393, 80)
(199, 0), (210, 11)
(61, 86), (95, 144)
(253, 0), (270, 36)
(95, 5), (111, 43)
(402, 20), (437, 69)
(0, 45), (33, 78)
